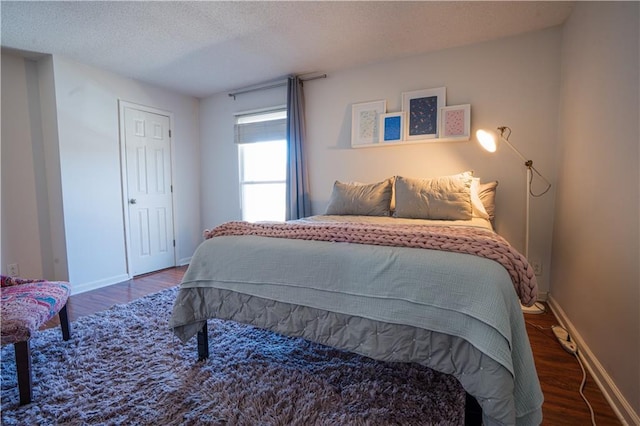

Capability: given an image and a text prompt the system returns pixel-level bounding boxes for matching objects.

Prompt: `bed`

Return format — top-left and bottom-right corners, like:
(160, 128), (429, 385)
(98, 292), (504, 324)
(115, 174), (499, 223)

(169, 173), (544, 426)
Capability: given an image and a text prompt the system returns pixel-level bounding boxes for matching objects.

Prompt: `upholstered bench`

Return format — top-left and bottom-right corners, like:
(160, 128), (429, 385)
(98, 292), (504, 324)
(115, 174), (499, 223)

(1, 275), (71, 405)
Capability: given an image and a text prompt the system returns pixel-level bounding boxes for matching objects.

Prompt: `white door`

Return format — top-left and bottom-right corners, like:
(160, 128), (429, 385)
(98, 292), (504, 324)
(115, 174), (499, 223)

(123, 106), (175, 276)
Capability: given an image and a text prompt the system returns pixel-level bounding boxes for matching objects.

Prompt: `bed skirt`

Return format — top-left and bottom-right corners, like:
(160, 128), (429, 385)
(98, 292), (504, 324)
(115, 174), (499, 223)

(171, 287), (540, 426)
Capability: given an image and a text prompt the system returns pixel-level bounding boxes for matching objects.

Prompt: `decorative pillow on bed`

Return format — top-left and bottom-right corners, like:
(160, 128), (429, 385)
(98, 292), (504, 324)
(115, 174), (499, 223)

(394, 173), (473, 220)
(471, 178), (490, 219)
(325, 179), (393, 216)
(478, 180), (499, 221)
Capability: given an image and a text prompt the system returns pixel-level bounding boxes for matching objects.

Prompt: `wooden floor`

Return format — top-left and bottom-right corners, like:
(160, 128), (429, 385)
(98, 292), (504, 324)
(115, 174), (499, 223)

(45, 266), (621, 425)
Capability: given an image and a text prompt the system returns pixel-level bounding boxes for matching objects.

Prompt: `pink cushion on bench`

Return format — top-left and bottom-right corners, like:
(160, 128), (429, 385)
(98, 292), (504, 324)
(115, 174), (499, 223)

(1, 277), (71, 346)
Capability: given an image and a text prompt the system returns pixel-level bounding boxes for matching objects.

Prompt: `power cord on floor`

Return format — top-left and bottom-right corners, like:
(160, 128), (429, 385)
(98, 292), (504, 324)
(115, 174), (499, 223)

(575, 347), (597, 426)
(526, 322), (597, 425)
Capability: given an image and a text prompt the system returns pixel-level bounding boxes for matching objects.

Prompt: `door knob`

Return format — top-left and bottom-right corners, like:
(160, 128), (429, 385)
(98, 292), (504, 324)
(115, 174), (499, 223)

(129, 198), (137, 204)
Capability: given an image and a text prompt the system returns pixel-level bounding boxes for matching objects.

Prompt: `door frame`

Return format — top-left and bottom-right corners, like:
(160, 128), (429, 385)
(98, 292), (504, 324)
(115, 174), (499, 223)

(118, 100), (178, 278)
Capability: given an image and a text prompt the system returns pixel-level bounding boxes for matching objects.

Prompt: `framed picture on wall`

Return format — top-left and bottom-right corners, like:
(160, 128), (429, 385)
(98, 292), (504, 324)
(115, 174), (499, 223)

(402, 87), (446, 141)
(439, 104), (471, 141)
(351, 100), (387, 147)
(379, 112), (404, 143)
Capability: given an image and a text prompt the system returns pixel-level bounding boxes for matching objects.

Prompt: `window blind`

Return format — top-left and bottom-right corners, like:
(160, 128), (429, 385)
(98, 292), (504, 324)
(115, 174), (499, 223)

(234, 109), (286, 144)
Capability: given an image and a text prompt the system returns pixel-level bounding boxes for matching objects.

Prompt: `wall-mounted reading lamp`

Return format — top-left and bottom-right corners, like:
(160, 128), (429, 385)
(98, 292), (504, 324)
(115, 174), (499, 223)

(475, 126), (551, 260)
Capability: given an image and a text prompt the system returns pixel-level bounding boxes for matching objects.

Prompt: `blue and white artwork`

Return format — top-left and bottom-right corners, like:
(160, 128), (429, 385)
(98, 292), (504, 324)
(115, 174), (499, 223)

(352, 100), (387, 146)
(383, 115), (402, 141)
(358, 110), (378, 140)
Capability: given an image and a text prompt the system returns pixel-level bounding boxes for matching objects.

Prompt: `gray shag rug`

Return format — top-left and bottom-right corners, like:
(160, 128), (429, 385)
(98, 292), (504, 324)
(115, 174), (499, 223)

(1, 286), (466, 425)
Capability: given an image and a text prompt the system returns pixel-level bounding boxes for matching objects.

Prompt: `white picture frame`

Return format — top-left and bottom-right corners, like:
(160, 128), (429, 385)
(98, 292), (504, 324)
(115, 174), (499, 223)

(439, 104), (471, 141)
(379, 112), (405, 143)
(351, 100), (387, 147)
(402, 87), (446, 141)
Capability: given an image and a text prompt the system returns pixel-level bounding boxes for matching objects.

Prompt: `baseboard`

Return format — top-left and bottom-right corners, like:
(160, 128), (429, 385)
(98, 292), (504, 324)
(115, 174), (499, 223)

(177, 257), (191, 267)
(548, 296), (639, 426)
(70, 273), (130, 295)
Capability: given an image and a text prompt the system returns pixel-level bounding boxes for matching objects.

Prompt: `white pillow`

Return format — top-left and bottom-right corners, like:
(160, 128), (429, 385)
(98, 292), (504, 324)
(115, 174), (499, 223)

(471, 178), (490, 219)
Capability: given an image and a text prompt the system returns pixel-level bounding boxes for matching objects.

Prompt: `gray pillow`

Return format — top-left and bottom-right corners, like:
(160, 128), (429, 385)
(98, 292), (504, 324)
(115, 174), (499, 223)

(325, 179), (393, 216)
(394, 174), (473, 220)
(478, 181), (499, 221)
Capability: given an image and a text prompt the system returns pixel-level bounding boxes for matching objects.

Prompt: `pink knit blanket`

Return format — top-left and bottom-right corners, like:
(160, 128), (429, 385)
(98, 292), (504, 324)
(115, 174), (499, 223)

(205, 221), (537, 306)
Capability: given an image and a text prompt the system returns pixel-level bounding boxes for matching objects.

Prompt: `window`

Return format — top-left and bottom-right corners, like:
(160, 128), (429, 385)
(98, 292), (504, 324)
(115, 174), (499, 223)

(236, 109), (287, 222)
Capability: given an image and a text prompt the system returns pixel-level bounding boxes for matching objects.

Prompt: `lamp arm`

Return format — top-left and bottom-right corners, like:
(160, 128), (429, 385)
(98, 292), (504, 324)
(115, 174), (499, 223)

(499, 134), (551, 197)
(499, 136), (529, 164)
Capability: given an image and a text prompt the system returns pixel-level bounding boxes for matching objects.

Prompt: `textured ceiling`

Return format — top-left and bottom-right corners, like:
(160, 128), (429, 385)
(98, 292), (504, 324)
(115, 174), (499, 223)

(1, 1), (573, 98)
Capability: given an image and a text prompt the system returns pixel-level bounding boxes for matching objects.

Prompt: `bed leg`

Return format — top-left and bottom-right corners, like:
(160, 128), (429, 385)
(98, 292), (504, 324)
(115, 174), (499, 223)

(464, 392), (482, 426)
(197, 322), (209, 361)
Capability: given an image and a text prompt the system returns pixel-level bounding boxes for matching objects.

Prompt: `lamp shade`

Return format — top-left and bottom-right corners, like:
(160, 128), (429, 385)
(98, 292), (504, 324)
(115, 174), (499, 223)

(476, 129), (497, 153)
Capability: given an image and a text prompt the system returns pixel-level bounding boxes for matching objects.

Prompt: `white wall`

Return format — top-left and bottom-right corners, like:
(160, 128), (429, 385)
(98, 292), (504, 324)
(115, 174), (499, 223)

(1, 52), (202, 293)
(200, 28), (562, 295)
(551, 2), (639, 422)
(37, 55), (69, 281)
(51, 56), (201, 292)
(1, 52), (45, 278)
(199, 86), (287, 229)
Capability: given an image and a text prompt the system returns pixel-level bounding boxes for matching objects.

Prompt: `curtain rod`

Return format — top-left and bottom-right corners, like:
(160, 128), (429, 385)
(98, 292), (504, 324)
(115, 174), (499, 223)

(228, 74), (327, 100)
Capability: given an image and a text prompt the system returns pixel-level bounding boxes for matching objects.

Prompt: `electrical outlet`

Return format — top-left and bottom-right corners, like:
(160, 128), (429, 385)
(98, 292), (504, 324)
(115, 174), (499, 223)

(531, 260), (542, 276)
(7, 263), (20, 277)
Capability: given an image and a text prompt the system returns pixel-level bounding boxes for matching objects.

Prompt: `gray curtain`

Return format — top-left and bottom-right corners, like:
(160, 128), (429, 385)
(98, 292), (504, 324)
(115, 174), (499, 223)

(286, 75), (311, 220)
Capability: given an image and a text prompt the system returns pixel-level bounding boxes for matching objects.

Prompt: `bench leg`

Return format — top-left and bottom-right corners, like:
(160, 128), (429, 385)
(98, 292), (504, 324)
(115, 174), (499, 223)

(59, 304), (71, 341)
(197, 321), (209, 361)
(14, 341), (32, 405)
